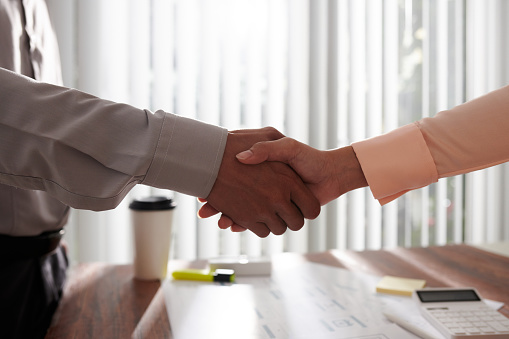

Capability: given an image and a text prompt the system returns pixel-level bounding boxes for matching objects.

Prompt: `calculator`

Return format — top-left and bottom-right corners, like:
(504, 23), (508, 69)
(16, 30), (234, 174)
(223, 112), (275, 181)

(413, 288), (509, 338)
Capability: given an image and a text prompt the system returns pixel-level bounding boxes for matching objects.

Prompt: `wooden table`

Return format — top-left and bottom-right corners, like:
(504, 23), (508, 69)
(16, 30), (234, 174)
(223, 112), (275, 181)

(45, 244), (509, 338)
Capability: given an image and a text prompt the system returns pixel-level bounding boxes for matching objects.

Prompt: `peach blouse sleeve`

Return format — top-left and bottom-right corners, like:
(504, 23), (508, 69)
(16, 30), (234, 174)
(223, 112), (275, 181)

(351, 85), (509, 205)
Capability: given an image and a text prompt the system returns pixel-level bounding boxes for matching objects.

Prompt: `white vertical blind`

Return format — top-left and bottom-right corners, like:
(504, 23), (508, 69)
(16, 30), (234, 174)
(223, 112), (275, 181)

(347, 0), (367, 251)
(402, 0), (413, 248)
(464, 0), (509, 245)
(265, 0), (287, 256)
(285, 0), (310, 253)
(173, 0), (200, 260)
(484, 0), (503, 244)
(382, 0), (399, 249)
(45, 0), (509, 264)
(420, 0), (431, 248)
(452, 0), (465, 244)
(308, 0), (328, 252)
(365, 0), (383, 250)
(502, 0), (509, 240)
(240, 1), (265, 257)
(465, 0), (487, 245)
(334, 0), (350, 251)
(435, 0), (448, 246)
(196, 0), (221, 259)
(325, 0), (340, 251)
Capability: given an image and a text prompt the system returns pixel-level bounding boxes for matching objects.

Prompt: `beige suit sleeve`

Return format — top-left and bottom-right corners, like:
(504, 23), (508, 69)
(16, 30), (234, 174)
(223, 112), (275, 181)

(0, 67), (227, 210)
(352, 85), (509, 205)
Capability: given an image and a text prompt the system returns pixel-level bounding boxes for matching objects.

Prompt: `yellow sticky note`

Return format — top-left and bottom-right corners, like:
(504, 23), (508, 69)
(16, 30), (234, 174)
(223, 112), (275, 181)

(376, 276), (426, 296)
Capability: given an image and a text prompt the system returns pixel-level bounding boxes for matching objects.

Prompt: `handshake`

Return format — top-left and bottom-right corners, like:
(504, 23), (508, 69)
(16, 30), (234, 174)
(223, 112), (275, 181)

(198, 127), (368, 238)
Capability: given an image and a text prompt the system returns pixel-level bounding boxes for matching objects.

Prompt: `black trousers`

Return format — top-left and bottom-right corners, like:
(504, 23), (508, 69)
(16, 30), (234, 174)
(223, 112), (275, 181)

(0, 246), (68, 339)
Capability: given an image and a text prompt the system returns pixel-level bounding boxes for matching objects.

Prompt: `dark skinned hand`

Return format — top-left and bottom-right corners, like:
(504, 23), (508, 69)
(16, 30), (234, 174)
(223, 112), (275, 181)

(201, 127), (320, 237)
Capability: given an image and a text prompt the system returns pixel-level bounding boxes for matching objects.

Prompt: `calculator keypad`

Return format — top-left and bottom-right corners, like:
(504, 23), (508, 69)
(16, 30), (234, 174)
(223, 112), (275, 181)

(427, 305), (509, 337)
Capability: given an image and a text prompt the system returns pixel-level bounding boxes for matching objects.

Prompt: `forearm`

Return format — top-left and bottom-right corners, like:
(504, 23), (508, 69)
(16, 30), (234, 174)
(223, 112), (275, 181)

(352, 85), (509, 205)
(419, 85), (509, 177)
(0, 68), (227, 210)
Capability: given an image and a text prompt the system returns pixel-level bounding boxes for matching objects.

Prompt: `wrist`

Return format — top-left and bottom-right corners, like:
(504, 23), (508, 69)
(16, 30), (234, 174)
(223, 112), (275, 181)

(329, 146), (368, 196)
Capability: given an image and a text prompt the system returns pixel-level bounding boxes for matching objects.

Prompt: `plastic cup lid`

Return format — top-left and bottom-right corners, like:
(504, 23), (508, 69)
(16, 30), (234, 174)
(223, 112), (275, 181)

(129, 196), (176, 211)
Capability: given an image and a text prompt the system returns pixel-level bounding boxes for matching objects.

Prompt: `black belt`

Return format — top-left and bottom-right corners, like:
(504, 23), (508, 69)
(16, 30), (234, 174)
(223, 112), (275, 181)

(0, 229), (64, 261)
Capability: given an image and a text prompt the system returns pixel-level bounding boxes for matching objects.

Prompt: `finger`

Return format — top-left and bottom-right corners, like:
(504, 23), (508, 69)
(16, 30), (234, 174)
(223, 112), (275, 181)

(275, 204), (305, 232)
(197, 203), (220, 219)
(218, 217), (248, 232)
(231, 224), (247, 232)
(290, 185), (321, 220)
(230, 126), (284, 140)
(248, 222), (271, 238)
(218, 215), (261, 236)
(197, 197), (207, 203)
(218, 215), (234, 229)
(236, 138), (299, 165)
(261, 213), (288, 236)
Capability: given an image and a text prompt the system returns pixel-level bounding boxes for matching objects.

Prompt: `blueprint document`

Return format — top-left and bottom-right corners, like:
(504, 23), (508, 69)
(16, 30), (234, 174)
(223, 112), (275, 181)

(163, 261), (443, 339)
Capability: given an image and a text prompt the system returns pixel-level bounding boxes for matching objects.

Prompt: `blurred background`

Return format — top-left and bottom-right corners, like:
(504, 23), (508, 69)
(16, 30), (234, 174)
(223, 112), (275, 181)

(45, 0), (509, 264)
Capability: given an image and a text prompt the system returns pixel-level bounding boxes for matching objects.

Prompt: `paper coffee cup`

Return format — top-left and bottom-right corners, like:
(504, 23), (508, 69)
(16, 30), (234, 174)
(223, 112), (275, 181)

(129, 196), (176, 280)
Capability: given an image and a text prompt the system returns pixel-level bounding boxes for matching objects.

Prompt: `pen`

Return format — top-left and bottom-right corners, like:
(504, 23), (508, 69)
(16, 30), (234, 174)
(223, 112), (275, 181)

(172, 269), (235, 283)
(383, 311), (443, 339)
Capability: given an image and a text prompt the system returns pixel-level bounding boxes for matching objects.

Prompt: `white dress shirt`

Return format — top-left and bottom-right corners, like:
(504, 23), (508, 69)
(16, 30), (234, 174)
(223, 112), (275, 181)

(0, 0), (227, 235)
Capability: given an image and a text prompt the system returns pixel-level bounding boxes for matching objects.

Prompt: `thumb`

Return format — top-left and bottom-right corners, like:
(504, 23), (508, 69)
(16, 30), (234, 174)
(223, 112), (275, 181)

(236, 138), (298, 165)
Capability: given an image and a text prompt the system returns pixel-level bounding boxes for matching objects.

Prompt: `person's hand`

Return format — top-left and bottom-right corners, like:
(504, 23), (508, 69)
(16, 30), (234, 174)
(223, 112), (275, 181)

(198, 197), (247, 232)
(200, 128), (321, 238)
(237, 138), (343, 205)
(199, 137), (368, 232)
(236, 138), (368, 204)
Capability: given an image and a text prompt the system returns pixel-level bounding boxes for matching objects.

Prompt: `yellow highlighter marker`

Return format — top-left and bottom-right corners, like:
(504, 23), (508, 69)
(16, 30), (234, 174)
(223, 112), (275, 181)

(172, 269), (235, 283)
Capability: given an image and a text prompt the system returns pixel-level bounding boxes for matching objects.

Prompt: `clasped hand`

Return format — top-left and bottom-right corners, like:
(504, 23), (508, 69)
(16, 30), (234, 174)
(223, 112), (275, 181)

(200, 127), (368, 237)
(200, 127), (320, 238)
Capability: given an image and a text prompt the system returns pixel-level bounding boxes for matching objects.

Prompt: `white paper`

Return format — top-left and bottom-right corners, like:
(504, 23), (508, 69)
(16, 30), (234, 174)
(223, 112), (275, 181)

(163, 262), (503, 339)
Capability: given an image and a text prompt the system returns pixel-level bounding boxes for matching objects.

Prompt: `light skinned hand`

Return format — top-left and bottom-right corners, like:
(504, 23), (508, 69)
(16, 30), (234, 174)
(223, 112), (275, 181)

(199, 137), (368, 231)
(201, 129), (321, 237)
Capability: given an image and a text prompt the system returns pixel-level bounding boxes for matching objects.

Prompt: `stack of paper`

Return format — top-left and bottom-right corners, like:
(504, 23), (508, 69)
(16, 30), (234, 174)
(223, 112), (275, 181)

(164, 262), (445, 339)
